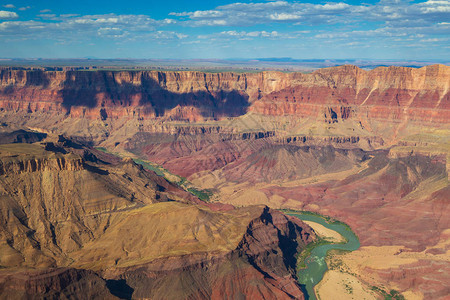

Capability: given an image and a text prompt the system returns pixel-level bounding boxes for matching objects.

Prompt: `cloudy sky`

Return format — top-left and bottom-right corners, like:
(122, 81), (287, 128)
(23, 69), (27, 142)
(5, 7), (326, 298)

(0, 0), (449, 59)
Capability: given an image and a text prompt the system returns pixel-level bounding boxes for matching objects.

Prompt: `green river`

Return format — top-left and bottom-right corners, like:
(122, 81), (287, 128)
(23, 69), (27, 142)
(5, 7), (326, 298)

(285, 211), (360, 300)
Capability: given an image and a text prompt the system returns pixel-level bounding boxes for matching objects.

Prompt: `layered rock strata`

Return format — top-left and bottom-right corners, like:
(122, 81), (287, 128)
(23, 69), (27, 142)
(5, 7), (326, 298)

(0, 65), (448, 124)
(0, 139), (316, 299)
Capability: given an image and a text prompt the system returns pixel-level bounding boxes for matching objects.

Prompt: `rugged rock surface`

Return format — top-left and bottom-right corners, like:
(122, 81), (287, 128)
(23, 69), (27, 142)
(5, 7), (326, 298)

(0, 65), (448, 124)
(0, 268), (117, 299)
(0, 138), (316, 299)
(103, 207), (314, 300)
(185, 142), (449, 299)
(261, 152), (449, 250)
(125, 132), (269, 177)
(251, 64), (450, 125)
(253, 152), (450, 299)
(0, 129), (47, 145)
(0, 141), (199, 269)
(0, 64), (449, 299)
(124, 132), (374, 179)
(220, 145), (369, 183)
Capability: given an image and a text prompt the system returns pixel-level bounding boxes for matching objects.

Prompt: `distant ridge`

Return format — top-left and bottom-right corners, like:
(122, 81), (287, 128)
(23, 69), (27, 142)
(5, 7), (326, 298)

(0, 58), (448, 72)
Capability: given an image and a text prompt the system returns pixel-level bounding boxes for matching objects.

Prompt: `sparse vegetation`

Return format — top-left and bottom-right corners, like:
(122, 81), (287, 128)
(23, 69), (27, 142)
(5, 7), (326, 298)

(327, 256), (343, 270)
(343, 282), (353, 294)
(177, 176), (187, 185)
(95, 147), (108, 153)
(282, 209), (359, 242)
(187, 187), (213, 202)
(371, 286), (405, 300)
(95, 147), (214, 202)
(132, 158), (166, 177)
(296, 237), (331, 269)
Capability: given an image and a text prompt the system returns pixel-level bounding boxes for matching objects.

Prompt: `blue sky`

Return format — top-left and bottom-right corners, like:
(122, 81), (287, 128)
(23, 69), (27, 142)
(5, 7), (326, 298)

(0, 0), (449, 59)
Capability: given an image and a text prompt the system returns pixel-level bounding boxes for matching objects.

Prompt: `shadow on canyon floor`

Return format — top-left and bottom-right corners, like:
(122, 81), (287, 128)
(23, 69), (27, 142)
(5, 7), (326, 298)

(106, 279), (134, 300)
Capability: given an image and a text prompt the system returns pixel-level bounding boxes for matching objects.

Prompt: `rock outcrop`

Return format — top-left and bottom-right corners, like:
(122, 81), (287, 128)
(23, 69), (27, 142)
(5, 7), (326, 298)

(220, 145), (369, 183)
(0, 139), (316, 299)
(0, 65), (448, 124)
(0, 129), (47, 144)
(0, 154), (83, 175)
(252, 64), (450, 125)
(0, 268), (117, 299)
(104, 207), (314, 300)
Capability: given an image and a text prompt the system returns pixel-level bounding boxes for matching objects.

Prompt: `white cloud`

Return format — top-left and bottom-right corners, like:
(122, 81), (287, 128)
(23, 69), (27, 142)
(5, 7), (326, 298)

(168, 0), (450, 29)
(97, 27), (127, 38)
(192, 10), (223, 18)
(19, 6), (31, 11)
(170, 1), (363, 26)
(3, 4), (15, 9)
(37, 14), (57, 19)
(153, 31), (187, 39)
(163, 18), (176, 24)
(270, 13), (301, 21)
(319, 3), (350, 10)
(60, 14), (79, 18)
(0, 13), (186, 43)
(419, 0), (450, 13)
(1, 0), (448, 57)
(420, 37), (448, 42)
(198, 30), (293, 40)
(0, 10), (18, 19)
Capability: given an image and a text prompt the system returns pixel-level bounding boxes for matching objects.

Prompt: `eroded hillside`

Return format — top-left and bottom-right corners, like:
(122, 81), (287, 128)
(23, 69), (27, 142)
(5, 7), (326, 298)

(0, 65), (449, 299)
(0, 136), (316, 299)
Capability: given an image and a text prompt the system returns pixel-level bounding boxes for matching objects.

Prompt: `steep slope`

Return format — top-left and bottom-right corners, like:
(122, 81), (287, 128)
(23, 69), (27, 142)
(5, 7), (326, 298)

(88, 204), (314, 299)
(0, 268), (117, 300)
(124, 131), (373, 179)
(251, 64), (450, 124)
(0, 129), (47, 144)
(0, 138), (316, 299)
(0, 65), (448, 125)
(125, 131), (271, 178)
(0, 141), (198, 269)
(202, 151), (449, 299)
(221, 145), (368, 183)
(0, 64), (449, 299)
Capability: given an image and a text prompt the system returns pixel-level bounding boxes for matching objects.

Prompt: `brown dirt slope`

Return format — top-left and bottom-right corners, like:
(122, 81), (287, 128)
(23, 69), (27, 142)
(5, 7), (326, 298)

(0, 137), (316, 299)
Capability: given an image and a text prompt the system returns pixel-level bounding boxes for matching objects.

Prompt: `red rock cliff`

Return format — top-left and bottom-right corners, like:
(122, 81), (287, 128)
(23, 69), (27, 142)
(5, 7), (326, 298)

(252, 64), (450, 124)
(0, 65), (448, 123)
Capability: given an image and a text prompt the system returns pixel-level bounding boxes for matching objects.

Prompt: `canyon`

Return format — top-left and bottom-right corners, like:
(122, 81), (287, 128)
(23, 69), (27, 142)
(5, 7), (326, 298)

(0, 65), (449, 299)
(0, 136), (315, 299)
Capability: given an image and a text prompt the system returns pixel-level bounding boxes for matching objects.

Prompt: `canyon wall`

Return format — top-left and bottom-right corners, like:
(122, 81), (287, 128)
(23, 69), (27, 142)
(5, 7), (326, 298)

(252, 64), (450, 124)
(0, 65), (448, 124)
